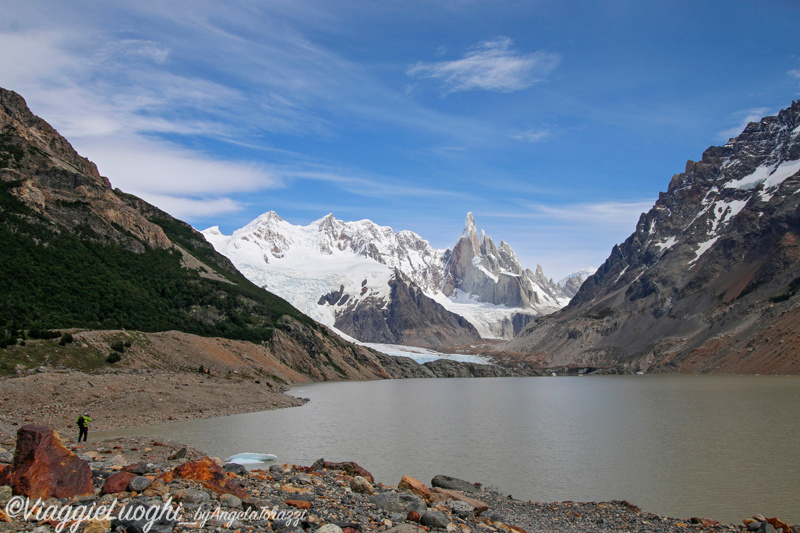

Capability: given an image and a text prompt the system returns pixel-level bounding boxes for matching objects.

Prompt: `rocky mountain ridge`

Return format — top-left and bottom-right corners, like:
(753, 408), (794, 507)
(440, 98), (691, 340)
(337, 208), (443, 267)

(203, 212), (573, 346)
(0, 86), (544, 382)
(506, 101), (800, 374)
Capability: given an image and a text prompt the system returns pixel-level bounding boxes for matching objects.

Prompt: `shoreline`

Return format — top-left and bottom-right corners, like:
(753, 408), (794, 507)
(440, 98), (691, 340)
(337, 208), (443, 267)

(2, 369), (798, 531)
(0, 425), (760, 533)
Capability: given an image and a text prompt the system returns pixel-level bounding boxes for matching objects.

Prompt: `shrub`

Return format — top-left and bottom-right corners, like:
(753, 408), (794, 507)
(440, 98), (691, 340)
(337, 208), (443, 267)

(106, 352), (122, 363)
(59, 332), (74, 346)
(110, 341), (125, 353)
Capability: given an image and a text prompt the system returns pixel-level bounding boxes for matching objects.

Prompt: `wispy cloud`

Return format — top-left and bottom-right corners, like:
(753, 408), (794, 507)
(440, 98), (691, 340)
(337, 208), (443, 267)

(487, 200), (654, 231)
(510, 127), (552, 143)
(788, 69), (800, 79)
(407, 37), (560, 94)
(276, 167), (467, 200)
(718, 107), (771, 141)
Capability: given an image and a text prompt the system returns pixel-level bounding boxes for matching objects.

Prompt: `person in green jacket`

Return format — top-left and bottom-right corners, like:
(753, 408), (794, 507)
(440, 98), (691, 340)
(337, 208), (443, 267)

(77, 412), (92, 442)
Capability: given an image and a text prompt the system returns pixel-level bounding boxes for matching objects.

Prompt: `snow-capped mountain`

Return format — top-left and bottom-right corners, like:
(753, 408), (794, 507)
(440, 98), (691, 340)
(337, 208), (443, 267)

(203, 212), (574, 345)
(558, 267), (598, 298)
(506, 101), (800, 374)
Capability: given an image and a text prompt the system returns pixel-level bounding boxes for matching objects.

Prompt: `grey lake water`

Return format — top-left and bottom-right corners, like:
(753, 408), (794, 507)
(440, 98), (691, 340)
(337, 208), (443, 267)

(98, 375), (800, 524)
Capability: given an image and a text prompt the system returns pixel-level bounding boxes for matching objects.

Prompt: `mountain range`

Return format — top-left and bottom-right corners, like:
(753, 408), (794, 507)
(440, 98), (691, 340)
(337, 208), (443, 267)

(3, 81), (799, 376)
(203, 212), (588, 347)
(506, 101), (800, 374)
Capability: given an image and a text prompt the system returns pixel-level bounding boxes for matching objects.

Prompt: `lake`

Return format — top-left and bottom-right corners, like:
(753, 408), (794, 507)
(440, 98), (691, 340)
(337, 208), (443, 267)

(98, 375), (800, 524)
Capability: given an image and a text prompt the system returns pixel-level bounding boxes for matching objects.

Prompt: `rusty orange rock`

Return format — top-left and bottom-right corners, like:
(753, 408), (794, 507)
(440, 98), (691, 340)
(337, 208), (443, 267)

(162, 456), (249, 499)
(767, 517), (791, 533)
(399, 475), (430, 500)
(322, 460), (374, 482)
(285, 499), (311, 510)
(0, 425), (93, 500)
(101, 471), (136, 495)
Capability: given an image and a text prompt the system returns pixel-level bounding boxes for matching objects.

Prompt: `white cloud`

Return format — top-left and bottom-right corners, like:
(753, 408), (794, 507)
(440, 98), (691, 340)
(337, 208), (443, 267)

(510, 128), (551, 143)
(76, 135), (278, 196)
(407, 37), (560, 94)
(132, 193), (245, 219)
(788, 69), (800, 79)
(718, 107), (771, 141)
(488, 200), (654, 231)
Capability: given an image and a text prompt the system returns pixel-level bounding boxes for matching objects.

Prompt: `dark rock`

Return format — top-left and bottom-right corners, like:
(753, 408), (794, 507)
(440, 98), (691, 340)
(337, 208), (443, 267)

(222, 462), (247, 476)
(370, 492), (427, 515)
(420, 509), (449, 529)
(128, 476), (153, 492)
(0, 425), (93, 499)
(431, 474), (479, 493)
(167, 447), (187, 460)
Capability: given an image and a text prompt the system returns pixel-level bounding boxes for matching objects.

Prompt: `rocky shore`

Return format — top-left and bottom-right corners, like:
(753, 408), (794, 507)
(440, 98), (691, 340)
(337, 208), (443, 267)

(0, 425), (796, 533)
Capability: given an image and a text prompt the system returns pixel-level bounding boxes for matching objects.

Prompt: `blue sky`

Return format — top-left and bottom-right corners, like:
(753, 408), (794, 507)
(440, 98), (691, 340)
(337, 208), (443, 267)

(2, 1), (799, 280)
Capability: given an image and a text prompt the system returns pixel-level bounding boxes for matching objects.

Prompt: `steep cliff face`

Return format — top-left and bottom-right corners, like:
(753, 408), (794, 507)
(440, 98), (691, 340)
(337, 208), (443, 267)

(442, 213), (567, 309)
(506, 101), (800, 374)
(0, 89), (171, 253)
(332, 270), (481, 347)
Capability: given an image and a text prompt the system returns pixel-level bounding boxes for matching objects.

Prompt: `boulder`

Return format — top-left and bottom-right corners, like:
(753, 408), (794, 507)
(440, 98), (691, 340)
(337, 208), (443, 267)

(431, 475), (478, 494)
(420, 510), (449, 529)
(128, 476), (153, 492)
(350, 475), (374, 495)
(0, 452), (13, 464)
(767, 518), (792, 533)
(222, 463), (247, 476)
(398, 475), (430, 500)
(160, 456), (249, 498)
(0, 425), (93, 499)
(320, 459), (374, 481)
(370, 492), (427, 515)
(101, 471), (136, 495)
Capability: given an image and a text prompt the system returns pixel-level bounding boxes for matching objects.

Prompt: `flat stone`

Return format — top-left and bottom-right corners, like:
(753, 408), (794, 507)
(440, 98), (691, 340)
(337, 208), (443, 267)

(430, 475), (478, 494)
(172, 488), (211, 504)
(429, 487), (488, 515)
(285, 499), (311, 510)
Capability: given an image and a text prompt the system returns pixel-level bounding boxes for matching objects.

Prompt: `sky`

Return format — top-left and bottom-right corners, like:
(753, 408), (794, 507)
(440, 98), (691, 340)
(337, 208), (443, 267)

(2, 1), (799, 280)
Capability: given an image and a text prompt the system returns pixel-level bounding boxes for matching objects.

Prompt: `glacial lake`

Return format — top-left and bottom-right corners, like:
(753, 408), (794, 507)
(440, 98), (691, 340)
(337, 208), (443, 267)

(98, 375), (800, 525)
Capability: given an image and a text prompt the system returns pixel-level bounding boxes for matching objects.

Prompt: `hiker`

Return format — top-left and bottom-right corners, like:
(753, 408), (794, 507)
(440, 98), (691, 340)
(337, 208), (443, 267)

(77, 412), (92, 442)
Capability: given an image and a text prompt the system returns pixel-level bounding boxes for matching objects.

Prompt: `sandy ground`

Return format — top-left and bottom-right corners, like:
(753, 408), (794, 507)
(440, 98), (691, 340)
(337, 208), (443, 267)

(0, 368), (305, 450)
